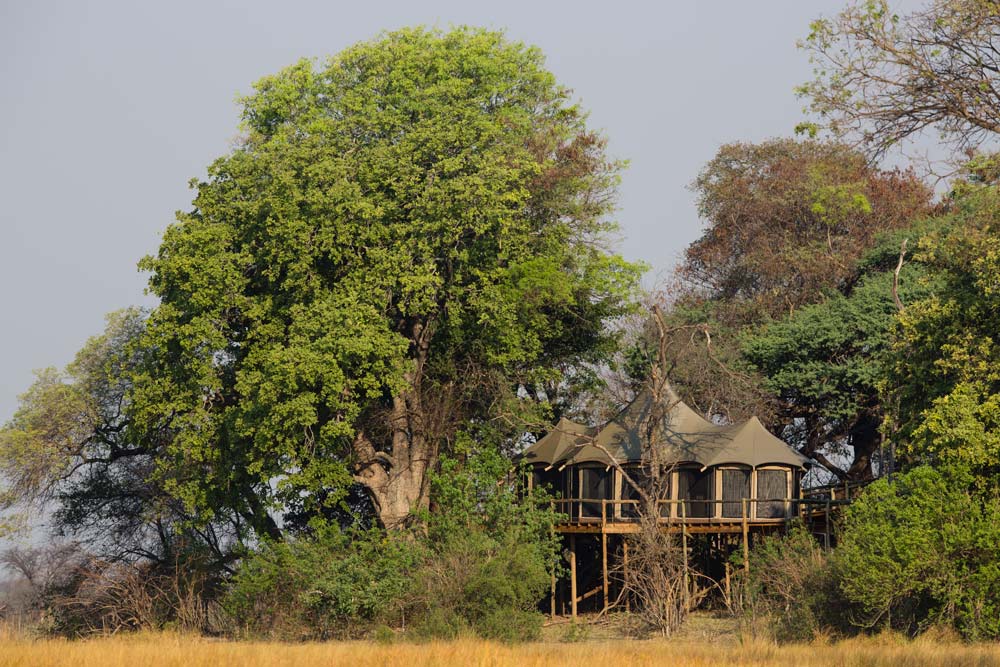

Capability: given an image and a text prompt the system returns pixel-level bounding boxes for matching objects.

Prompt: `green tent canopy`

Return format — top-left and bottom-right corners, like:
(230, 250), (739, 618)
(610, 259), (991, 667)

(520, 393), (808, 470)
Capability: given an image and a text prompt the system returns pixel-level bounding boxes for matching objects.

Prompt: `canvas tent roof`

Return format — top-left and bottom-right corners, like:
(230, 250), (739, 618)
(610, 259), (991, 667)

(520, 393), (809, 470)
(519, 417), (595, 467)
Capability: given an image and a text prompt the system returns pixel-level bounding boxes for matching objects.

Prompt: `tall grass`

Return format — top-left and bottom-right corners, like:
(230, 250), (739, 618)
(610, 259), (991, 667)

(1, 631), (999, 667)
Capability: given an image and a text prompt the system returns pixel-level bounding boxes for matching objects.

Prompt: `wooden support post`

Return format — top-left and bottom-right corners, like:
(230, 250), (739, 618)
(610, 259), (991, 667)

(549, 525), (557, 619)
(825, 497), (832, 549)
(569, 534), (578, 619)
(623, 537), (630, 613)
(681, 499), (689, 606)
(602, 531), (609, 613)
(741, 498), (750, 573)
(797, 474), (804, 522)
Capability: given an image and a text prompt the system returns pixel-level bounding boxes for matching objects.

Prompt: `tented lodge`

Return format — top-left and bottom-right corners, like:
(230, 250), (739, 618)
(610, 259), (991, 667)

(522, 392), (810, 525)
(520, 392), (816, 617)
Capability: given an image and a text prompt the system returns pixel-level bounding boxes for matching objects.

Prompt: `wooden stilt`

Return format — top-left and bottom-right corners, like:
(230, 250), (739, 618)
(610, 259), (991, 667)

(825, 497), (832, 549)
(623, 537), (630, 613)
(569, 534), (578, 619)
(681, 499), (690, 606)
(742, 498), (750, 573)
(602, 531), (609, 613)
(725, 561), (732, 605)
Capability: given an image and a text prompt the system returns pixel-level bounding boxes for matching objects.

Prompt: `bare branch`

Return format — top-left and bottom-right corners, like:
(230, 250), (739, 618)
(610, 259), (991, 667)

(892, 238), (909, 312)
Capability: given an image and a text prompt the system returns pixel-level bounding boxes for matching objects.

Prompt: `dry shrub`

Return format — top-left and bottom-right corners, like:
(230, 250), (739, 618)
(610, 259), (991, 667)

(618, 515), (710, 636)
(51, 557), (220, 636)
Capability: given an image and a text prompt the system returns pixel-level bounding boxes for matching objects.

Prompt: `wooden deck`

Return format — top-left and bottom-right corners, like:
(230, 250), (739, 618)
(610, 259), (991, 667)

(548, 493), (853, 618)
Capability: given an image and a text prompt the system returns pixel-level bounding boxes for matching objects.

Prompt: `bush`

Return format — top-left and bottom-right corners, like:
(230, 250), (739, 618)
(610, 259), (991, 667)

(834, 465), (1000, 640)
(403, 448), (557, 641)
(406, 530), (548, 641)
(223, 526), (424, 639)
(224, 448), (561, 642)
(734, 524), (844, 642)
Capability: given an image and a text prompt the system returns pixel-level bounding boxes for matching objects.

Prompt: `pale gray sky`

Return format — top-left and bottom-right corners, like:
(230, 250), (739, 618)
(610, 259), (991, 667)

(0, 1), (920, 423)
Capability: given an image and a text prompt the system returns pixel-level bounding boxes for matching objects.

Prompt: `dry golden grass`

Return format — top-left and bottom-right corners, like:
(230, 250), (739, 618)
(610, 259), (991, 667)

(1, 629), (999, 667)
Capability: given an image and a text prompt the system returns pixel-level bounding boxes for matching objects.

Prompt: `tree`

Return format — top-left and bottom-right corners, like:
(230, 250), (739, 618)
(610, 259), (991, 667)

(835, 465), (1000, 639)
(131, 27), (641, 532)
(668, 139), (933, 477)
(800, 0), (1000, 159)
(626, 299), (776, 425)
(884, 176), (1000, 477)
(0, 310), (237, 567)
(742, 233), (944, 481)
(682, 139), (932, 324)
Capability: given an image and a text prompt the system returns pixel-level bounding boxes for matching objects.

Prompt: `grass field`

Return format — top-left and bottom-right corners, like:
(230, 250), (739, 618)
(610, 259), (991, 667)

(2, 630), (1000, 667)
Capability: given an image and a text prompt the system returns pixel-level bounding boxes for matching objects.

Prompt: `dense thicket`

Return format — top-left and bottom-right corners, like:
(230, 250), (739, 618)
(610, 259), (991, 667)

(738, 165), (1000, 642)
(885, 175), (1000, 477)
(224, 450), (560, 641)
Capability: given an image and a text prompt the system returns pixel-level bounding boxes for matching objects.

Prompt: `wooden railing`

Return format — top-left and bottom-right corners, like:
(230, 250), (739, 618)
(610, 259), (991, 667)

(549, 496), (850, 526)
(802, 479), (870, 503)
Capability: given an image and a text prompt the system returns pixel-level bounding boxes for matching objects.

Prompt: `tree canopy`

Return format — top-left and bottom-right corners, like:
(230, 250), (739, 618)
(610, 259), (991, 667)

(743, 246), (943, 480)
(656, 139), (933, 478)
(129, 26), (642, 533)
(682, 139), (932, 324)
(800, 0), (1000, 159)
(885, 177), (1000, 476)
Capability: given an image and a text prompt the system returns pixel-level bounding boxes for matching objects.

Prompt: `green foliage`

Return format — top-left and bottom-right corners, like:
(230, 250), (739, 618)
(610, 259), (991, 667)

(407, 448), (560, 641)
(737, 524), (842, 642)
(886, 184), (1000, 476)
(741, 224), (943, 479)
(407, 529), (548, 642)
(129, 25), (642, 532)
(834, 465), (1000, 640)
(224, 449), (559, 641)
(745, 271), (911, 423)
(223, 525), (424, 639)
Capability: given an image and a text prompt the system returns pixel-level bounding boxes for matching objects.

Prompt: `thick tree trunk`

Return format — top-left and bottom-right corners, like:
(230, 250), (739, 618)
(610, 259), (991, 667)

(352, 390), (437, 529)
(352, 319), (439, 529)
(845, 413), (879, 481)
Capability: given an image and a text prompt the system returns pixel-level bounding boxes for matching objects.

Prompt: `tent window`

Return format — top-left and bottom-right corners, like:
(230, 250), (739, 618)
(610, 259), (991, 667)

(678, 468), (713, 518)
(563, 467), (577, 518)
(621, 466), (646, 519)
(532, 466), (562, 497)
(580, 467), (611, 518)
(721, 468), (750, 518)
(621, 467), (670, 518)
(756, 469), (788, 518)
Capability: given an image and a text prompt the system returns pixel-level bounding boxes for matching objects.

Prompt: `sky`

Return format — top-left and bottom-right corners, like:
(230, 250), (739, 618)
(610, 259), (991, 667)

(0, 0), (922, 425)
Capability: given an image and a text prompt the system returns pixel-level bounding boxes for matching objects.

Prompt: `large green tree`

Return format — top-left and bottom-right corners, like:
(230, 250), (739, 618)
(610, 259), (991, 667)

(885, 172), (1000, 476)
(130, 27), (641, 533)
(743, 241), (942, 481)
